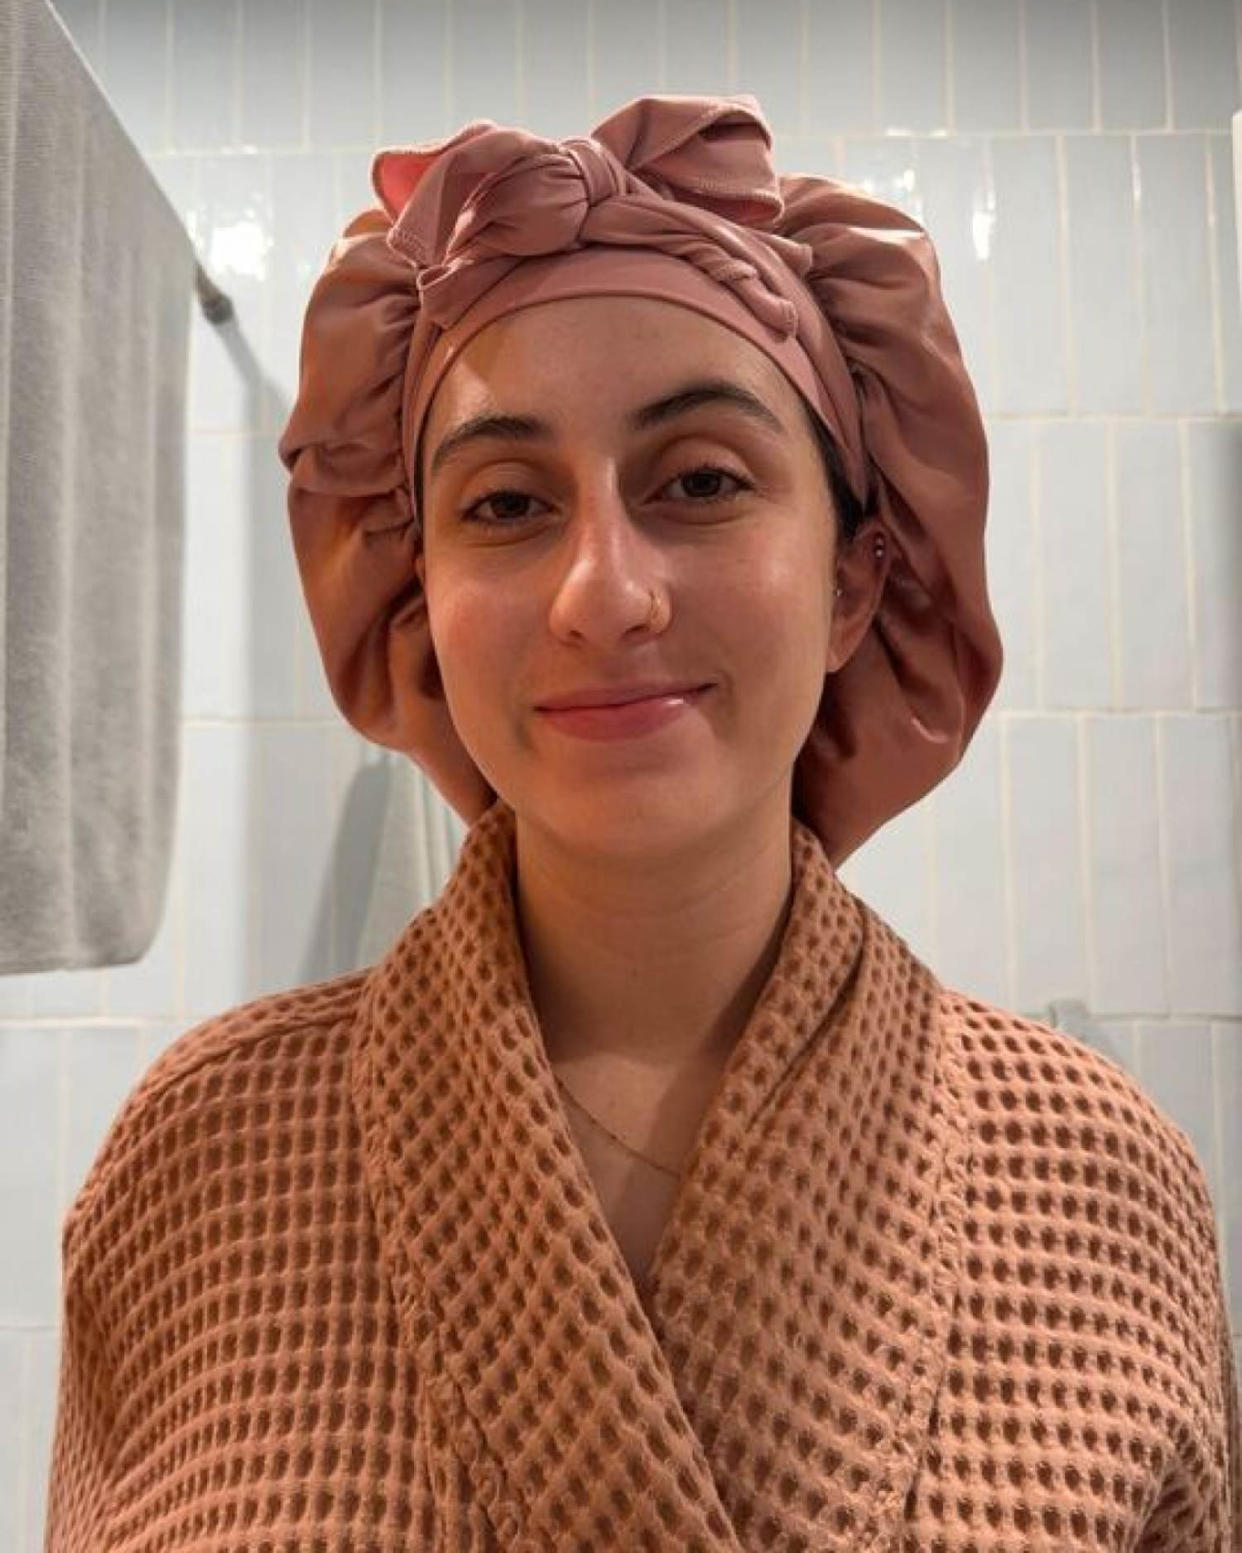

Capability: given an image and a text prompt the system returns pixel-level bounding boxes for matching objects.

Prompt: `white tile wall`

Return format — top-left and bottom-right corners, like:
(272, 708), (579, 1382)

(15, 2), (1242, 1540)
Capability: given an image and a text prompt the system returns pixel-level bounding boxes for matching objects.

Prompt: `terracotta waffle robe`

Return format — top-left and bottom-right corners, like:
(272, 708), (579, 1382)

(45, 800), (1240, 1550)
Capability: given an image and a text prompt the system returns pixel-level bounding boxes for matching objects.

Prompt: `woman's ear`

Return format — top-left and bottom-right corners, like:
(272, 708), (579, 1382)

(826, 518), (892, 673)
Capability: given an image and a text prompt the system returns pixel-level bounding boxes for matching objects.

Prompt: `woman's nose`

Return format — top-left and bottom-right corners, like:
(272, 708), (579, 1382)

(544, 482), (666, 642)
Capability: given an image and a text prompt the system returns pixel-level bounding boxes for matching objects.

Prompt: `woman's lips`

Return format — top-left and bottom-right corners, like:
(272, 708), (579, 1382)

(535, 686), (711, 741)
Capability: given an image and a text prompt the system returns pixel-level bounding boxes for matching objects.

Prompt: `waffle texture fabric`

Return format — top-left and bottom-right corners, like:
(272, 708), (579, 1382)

(46, 799), (1239, 1551)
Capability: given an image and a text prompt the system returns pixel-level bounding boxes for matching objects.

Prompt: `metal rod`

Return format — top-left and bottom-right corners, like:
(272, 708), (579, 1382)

(194, 261), (234, 325)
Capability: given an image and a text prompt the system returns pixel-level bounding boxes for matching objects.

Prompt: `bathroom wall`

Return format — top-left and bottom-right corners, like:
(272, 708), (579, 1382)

(2, 0), (1240, 1545)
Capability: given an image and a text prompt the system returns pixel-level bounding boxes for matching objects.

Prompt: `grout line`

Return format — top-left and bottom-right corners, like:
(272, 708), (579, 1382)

(943, 0), (954, 135)
(1105, 420), (1122, 708)
(1131, 133), (1151, 414)
(1032, 423), (1046, 711)
(373, 0), (383, 146)
(1089, 0), (1101, 133)
(999, 711), (1020, 1011)
(1017, 0), (1029, 134)
(1160, 0), (1173, 132)
(1178, 418), (1200, 710)
(1204, 134), (1226, 414)
(873, 0), (883, 132)
(1210, 1023), (1230, 1302)
(1153, 712), (1177, 1020)
(585, 0), (596, 120)
(1076, 713), (1099, 1014)
(982, 136), (1000, 404)
(444, 0), (455, 129)
(727, 0), (738, 91)
(656, 0), (667, 92)
(1055, 133), (1076, 412)
(302, 0), (311, 150)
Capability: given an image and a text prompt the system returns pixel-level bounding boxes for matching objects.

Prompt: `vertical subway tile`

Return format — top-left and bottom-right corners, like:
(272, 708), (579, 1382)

(878, 0), (948, 131)
(181, 724), (259, 1021)
(771, 134), (842, 177)
(104, 846), (180, 1021)
(915, 137), (994, 402)
(1036, 422), (1112, 708)
(62, 1028), (145, 1216)
(840, 137), (921, 219)
(1158, 715), (1242, 1014)
(451, 0), (518, 122)
(1168, 0), (1240, 129)
(98, 0), (169, 153)
(0, 1029), (59, 1326)
(591, 0), (662, 116)
(838, 801), (935, 964)
(662, 0), (730, 96)
(1208, 134), (1242, 413)
(1136, 1022), (1220, 1200)
(990, 136), (1068, 412)
(736, 0), (803, 134)
(294, 590), (341, 720)
(380, 0), (449, 142)
(930, 717), (1010, 1005)
(171, 0), (238, 151)
(950, 0), (1020, 132)
(268, 151), (338, 415)
(1090, 1017), (1140, 1077)
(520, 0), (591, 139)
(241, 0), (307, 148)
(806, 0), (876, 134)
(1006, 715), (1089, 1015)
(1137, 134), (1216, 413)
(1063, 135), (1144, 412)
(190, 155), (273, 432)
(1022, 0), (1093, 130)
(146, 152), (198, 243)
(334, 150), (375, 232)
(248, 446), (302, 719)
(1085, 717), (1168, 1015)
(255, 726), (336, 994)
(1096, 0), (1167, 129)
(1114, 422), (1193, 708)
(182, 435), (250, 717)
(28, 970), (105, 1020)
(983, 418), (1038, 710)
(1185, 421), (1242, 708)
(307, 0), (378, 144)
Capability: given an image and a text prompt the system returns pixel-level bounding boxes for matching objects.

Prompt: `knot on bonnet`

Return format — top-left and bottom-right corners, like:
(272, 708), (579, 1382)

(277, 92), (1004, 866)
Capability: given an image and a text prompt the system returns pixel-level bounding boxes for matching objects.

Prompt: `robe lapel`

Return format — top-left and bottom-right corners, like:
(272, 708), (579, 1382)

(350, 800), (972, 1551)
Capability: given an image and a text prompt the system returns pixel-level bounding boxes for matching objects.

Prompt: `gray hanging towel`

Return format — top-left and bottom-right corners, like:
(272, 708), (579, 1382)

(0, 0), (194, 972)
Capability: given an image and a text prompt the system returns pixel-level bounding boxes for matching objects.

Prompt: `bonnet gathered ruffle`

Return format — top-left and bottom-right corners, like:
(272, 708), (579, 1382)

(277, 93), (1003, 866)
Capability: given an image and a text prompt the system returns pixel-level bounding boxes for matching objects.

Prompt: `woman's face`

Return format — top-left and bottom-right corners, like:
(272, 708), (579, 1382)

(414, 295), (859, 857)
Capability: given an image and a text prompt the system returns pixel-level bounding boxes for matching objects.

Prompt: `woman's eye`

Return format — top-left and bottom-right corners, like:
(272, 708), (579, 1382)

(457, 464), (752, 526)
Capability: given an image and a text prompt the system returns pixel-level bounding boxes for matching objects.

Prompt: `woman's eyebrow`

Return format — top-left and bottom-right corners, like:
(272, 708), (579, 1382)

(426, 377), (787, 480)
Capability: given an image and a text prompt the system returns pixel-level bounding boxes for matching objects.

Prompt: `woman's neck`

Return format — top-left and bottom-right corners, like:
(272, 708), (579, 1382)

(512, 800), (795, 1076)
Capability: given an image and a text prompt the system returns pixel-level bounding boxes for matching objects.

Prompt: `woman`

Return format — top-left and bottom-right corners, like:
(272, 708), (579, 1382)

(46, 95), (1237, 1550)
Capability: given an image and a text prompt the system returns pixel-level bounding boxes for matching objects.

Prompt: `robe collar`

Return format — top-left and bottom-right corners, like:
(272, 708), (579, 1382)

(349, 799), (971, 1549)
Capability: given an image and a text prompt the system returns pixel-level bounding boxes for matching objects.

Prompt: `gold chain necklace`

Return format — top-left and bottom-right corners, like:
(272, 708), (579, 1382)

(554, 1074), (680, 1179)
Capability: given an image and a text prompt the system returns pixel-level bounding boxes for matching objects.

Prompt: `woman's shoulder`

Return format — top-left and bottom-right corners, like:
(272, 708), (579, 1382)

(61, 966), (372, 1266)
(938, 982), (1214, 1204)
